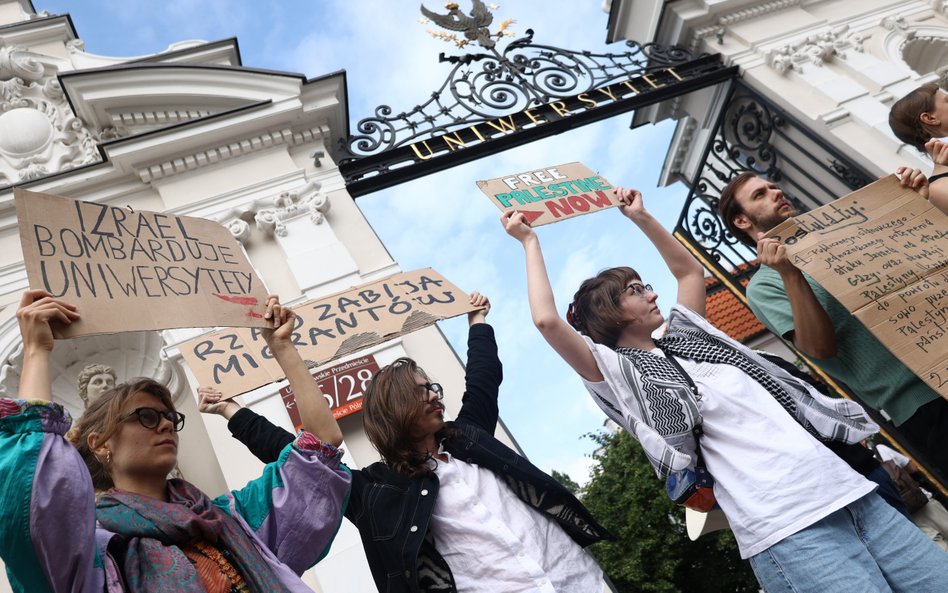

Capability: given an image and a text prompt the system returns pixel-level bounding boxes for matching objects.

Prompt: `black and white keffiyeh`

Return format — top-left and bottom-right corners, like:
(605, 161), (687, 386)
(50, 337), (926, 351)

(581, 305), (879, 478)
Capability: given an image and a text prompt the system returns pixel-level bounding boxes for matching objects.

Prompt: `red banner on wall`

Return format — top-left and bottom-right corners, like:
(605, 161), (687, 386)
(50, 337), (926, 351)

(280, 355), (381, 430)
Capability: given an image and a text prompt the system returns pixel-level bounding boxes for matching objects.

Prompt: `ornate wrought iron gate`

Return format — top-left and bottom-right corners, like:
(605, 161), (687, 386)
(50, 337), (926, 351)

(673, 79), (875, 301)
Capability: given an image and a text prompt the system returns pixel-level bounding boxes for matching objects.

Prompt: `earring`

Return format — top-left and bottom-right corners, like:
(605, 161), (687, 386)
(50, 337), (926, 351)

(105, 450), (112, 465)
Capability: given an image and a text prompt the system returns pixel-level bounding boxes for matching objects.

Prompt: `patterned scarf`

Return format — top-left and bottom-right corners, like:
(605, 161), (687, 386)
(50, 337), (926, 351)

(96, 479), (291, 593)
(618, 327), (821, 439)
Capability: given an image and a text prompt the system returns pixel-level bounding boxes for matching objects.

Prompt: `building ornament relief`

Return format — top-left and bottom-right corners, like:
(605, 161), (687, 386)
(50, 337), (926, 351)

(216, 179), (330, 243)
(0, 41), (101, 186)
(254, 179), (330, 237)
(763, 25), (866, 75)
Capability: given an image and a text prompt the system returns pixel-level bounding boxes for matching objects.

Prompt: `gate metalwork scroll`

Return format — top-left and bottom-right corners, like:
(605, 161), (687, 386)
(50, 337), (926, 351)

(339, 20), (737, 196)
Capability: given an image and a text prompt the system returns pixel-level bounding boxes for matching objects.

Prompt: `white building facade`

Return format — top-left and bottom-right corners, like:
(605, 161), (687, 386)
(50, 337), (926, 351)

(0, 2), (519, 591)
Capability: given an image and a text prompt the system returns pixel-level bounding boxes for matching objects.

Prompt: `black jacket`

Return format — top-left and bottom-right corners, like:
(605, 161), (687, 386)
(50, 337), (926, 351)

(227, 323), (613, 593)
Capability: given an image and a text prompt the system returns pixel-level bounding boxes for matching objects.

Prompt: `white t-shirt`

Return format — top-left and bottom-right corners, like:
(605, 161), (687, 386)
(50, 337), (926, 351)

(671, 353), (876, 558)
(428, 450), (603, 593)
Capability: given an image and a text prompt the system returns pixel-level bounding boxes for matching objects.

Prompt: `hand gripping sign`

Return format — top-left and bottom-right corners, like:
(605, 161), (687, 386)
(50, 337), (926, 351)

(476, 162), (616, 226)
(763, 175), (948, 398)
(180, 268), (480, 397)
(15, 188), (271, 338)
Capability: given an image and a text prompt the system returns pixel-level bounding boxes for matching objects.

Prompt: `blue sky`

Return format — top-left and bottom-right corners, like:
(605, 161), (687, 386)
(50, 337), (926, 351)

(44, 1), (691, 483)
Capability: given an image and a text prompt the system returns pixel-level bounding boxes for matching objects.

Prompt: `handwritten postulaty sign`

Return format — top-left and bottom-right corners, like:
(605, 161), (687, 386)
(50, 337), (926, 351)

(15, 188), (271, 338)
(476, 162), (616, 226)
(180, 268), (478, 397)
(764, 175), (948, 397)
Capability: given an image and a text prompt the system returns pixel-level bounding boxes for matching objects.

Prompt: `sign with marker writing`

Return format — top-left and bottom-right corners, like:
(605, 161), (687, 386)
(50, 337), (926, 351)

(764, 175), (948, 397)
(15, 188), (271, 338)
(180, 268), (478, 397)
(281, 355), (380, 429)
(476, 162), (616, 226)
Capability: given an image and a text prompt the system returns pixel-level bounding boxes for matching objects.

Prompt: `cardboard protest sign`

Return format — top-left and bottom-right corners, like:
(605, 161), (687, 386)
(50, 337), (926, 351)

(476, 162), (616, 226)
(764, 175), (948, 397)
(15, 188), (271, 338)
(180, 268), (478, 397)
(281, 354), (380, 429)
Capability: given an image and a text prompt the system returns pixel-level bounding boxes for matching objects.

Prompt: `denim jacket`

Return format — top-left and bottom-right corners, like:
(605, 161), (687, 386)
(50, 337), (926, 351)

(228, 323), (613, 593)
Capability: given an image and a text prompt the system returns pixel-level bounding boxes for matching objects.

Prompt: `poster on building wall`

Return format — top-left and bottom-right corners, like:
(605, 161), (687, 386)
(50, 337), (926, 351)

(14, 188), (271, 338)
(763, 175), (948, 398)
(281, 354), (380, 429)
(180, 268), (478, 397)
(476, 162), (616, 226)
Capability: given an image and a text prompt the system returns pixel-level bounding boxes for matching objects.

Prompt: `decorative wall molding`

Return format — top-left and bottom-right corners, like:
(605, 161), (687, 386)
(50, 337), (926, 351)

(254, 179), (330, 237)
(136, 127), (295, 183)
(763, 25), (866, 75)
(213, 178), (330, 242)
(0, 42), (101, 187)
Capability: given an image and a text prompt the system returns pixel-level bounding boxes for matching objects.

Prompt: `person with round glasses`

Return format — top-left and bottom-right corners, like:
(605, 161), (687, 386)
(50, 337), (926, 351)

(0, 289), (352, 593)
(503, 187), (948, 592)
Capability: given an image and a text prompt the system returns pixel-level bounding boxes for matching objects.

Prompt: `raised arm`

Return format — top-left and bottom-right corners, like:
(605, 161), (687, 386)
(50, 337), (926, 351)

(198, 387), (294, 463)
(16, 290), (80, 401)
(454, 292), (504, 431)
(502, 210), (603, 382)
(615, 187), (706, 316)
(755, 233), (837, 358)
(262, 297), (343, 447)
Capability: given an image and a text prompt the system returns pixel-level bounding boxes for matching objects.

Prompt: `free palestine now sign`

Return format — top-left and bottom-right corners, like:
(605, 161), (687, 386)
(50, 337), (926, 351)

(476, 162), (617, 226)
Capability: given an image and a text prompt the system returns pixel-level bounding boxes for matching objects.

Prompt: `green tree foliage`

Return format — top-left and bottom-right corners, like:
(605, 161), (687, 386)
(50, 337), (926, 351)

(583, 430), (759, 593)
(551, 469), (581, 495)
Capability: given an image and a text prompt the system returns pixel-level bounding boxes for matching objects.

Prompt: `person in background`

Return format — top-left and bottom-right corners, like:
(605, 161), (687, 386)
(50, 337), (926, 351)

(875, 442), (948, 552)
(0, 290), (351, 593)
(199, 291), (617, 593)
(888, 83), (948, 214)
(717, 171), (948, 484)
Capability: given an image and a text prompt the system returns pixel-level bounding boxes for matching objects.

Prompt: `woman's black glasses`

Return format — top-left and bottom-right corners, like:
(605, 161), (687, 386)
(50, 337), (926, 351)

(118, 407), (186, 432)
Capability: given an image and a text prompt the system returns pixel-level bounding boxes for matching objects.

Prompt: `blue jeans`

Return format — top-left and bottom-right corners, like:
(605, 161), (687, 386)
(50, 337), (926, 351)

(749, 493), (948, 593)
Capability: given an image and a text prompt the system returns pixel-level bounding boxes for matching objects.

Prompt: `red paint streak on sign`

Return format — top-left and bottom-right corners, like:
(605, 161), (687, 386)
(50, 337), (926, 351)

(212, 294), (263, 318)
(517, 209), (544, 225)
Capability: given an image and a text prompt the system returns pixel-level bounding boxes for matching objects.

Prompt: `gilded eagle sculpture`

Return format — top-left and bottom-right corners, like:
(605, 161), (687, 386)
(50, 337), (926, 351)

(421, 1), (497, 48)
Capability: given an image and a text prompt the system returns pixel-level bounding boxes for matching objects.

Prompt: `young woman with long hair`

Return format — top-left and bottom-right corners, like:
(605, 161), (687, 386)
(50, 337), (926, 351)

(889, 82), (948, 213)
(198, 291), (616, 593)
(0, 290), (351, 593)
(502, 187), (948, 593)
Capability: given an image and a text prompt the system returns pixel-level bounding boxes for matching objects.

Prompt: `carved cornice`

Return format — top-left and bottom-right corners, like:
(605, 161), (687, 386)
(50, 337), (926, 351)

(112, 108), (213, 128)
(136, 127), (294, 183)
(691, 0), (802, 50)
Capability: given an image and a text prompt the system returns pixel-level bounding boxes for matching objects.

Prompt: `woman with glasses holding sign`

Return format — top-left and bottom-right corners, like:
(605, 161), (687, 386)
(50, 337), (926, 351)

(502, 187), (948, 593)
(0, 289), (351, 593)
(199, 291), (617, 593)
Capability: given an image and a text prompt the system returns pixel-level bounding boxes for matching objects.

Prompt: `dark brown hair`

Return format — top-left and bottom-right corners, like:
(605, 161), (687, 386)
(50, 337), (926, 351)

(68, 378), (175, 491)
(889, 83), (940, 151)
(569, 267), (641, 348)
(362, 358), (447, 478)
(717, 172), (758, 248)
